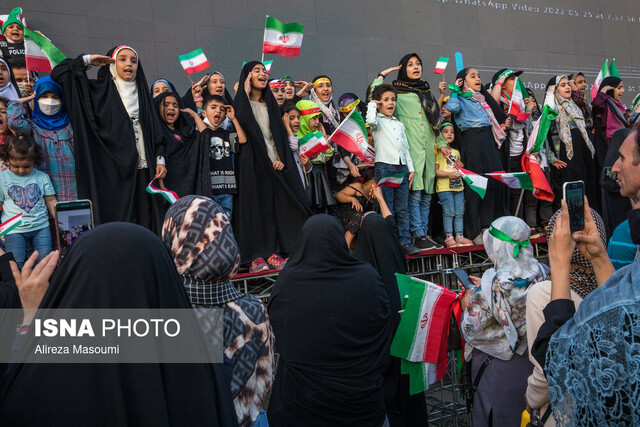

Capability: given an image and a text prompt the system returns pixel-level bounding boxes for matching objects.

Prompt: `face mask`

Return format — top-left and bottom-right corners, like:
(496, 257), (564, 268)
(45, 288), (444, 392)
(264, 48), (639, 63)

(38, 98), (62, 116)
(17, 81), (28, 97)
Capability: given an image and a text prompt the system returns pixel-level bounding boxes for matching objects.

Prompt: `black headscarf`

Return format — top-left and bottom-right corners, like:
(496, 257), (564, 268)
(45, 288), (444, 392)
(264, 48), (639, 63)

(232, 61), (310, 264)
(393, 53), (440, 127)
(153, 92), (211, 198)
(51, 47), (167, 231)
(601, 76), (622, 96)
(456, 67), (507, 123)
(267, 215), (392, 426)
(182, 71), (234, 110)
(0, 223), (238, 426)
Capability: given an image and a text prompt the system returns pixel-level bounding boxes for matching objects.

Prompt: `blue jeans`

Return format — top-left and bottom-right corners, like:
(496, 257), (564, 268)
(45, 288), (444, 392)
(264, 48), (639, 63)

(5, 226), (52, 268)
(374, 162), (410, 244)
(409, 190), (432, 238)
(438, 191), (465, 235)
(212, 193), (233, 221)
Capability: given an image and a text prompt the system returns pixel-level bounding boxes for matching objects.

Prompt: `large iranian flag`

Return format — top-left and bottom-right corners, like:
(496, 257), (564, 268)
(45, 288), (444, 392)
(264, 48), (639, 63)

(453, 165), (487, 199)
(328, 109), (375, 161)
(298, 131), (330, 158)
(590, 59), (609, 100)
(486, 171), (534, 191)
(506, 77), (530, 121)
(262, 17), (304, 57)
(24, 28), (66, 72)
(391, 274), (458, 394)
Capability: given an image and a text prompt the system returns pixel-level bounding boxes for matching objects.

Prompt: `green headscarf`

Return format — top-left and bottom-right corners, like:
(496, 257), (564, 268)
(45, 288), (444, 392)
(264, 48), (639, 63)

(294, 100), (322, 138)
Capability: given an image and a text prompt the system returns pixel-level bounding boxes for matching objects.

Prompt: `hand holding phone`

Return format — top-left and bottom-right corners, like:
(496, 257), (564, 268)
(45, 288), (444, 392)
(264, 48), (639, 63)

(563, 181), (585, 233)
(453, 269), (476, 290)
(54, 200), (94, 256)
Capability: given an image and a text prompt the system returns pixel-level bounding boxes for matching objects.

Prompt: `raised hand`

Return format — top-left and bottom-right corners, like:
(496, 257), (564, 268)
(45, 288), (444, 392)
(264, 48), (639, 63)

(89, 55), (114, 67)
(11, 250), (60, 325)
(379, 65), (402, 77)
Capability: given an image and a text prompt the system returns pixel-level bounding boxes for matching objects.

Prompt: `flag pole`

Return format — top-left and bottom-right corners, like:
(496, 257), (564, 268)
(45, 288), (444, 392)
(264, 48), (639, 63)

(515, 189), (525, 217)
(261, 15), (269, 63)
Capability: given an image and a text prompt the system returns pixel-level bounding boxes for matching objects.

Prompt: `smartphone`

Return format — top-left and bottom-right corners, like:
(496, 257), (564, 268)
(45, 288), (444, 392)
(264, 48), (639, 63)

(563, 180), (585, 233)
(453, 268), (475, 290)
(55, 200), (94, 256)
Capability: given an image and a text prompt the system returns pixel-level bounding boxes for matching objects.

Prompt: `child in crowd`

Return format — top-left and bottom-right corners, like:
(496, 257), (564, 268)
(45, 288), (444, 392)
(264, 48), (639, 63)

(0, 7), (25, 60)
(0, 58), (20, 101)
(7, 76), (76, 201)
(434, 122), (472, 247)
(334, 166), (382, 249)
(295, 99), (336, 212)
(269, 79), (286, 106)
(0, 96), (11, 148)
(184, 94), (246, 220)
(281, 102), (311, 190)
(279, 76), (296, 102)
(7, 58), (33, 97)
(0, 135), (57, 267)
(366, 84), (418, 255)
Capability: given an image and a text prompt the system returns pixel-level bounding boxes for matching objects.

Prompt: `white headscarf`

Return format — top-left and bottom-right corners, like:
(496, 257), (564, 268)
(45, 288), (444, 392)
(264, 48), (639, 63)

(0, 58), (19, 101)
(109, 45), (139, 119)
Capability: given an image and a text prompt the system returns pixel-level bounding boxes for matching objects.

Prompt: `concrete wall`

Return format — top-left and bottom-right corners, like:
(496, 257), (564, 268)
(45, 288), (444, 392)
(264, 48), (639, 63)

(11, 0), (640, 104)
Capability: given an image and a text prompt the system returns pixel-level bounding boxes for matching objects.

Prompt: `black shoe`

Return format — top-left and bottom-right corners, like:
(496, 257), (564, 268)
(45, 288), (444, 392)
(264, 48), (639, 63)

(401, 242), (421, 255)
(415, 236), (436, 249)
(425, 235), (444, 249)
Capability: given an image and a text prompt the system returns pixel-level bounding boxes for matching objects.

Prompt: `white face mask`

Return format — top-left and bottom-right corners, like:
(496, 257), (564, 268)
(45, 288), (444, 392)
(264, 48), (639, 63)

(38, 98), (62, 116)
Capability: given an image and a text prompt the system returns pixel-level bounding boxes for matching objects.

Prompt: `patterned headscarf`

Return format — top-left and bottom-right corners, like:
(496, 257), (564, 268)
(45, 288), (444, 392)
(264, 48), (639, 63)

(546, 208), (606, 298)
(162, 196), (241, 304)
(551, 75), (594, 160)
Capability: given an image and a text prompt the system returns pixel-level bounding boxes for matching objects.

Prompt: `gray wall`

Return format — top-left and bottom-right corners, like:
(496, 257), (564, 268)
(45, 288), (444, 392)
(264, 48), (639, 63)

(11, 0), (640, 105)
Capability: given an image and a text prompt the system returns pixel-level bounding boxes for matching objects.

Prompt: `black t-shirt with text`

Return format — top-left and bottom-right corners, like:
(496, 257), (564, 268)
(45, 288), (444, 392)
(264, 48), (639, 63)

(202, 128), (237, 195)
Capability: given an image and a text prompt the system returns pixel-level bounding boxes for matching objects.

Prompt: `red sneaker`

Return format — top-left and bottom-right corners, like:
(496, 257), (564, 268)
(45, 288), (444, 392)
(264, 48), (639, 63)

(250, 257), (270, 273)
(266, 253), (287, 270)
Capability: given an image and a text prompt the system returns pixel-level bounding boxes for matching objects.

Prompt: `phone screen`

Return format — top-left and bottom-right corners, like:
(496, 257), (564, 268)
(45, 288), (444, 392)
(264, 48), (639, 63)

(565, 184), (585, 233)
(55, 201), (94, 255)
(453, 268), (475, 290)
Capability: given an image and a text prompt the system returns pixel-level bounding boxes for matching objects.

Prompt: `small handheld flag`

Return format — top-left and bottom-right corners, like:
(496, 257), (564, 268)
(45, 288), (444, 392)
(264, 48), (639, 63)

(262, 17), (304, 57)
(377, 172), (405, 188)
(178, 48), (210, 75)
(453, 165), (487, 199)
(486, 171), (534, 191)
(609, 58), (620, 78)
(434, 57), (449, 74)
(454, 52), (464, 74)
(146, 180), (179, 204)
(328, 109), (375, 162)
(505, 77), (530, 121)
(298, 131), (330, 158)
(591, 59), (609, 100)
(0, 213), (22, 236)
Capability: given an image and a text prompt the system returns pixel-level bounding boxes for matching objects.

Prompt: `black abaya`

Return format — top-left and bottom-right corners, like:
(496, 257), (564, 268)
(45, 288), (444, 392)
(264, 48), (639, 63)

(267, 215), (392, 426)
(0, 223), (238, 426)
(353, 214), (429, 426)
(50, 50), (167, 233)
(232, 61), (310, 264)
(153, 92), (211, 199)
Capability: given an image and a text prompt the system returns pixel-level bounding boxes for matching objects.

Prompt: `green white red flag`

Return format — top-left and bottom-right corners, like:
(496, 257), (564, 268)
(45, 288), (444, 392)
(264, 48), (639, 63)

(609, 59), (620, 78)
(591, 59), (609, 100)
(486, 171), (534, 191)
(177, 48), (210, 75)
(298, 131), (330, 158)
(262, 17), (304, 57)
(506, 77), (530, 121)
(526, 105), (558, 154)
(453, 165), (487, 199)
(521, 152), (554, 201)
(146, 180), (179, 204)
(433, 57), (449, 74)
(328, 109), (375, 161)
(0, 213), (22, 236)
(24, 28), (66, 72)
(377, 172), (405, 188)
(391, 274), (458, 394)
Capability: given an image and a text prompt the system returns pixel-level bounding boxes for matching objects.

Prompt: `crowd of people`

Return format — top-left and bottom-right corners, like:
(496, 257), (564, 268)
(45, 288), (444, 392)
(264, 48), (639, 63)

(0, 6), (639, 426)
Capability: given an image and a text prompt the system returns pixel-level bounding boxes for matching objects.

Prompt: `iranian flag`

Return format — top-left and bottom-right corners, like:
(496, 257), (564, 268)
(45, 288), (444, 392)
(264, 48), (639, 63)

(609, 58), (620, 78)
(433, 57), (449, 74)
(486, 171), (534, 190)
(453, 165), (487, 199)
(328, 109), (375, 161)
(521, 152), (554, 201)
(146, 180), (179, 204)
(0, 213), (22, 236)
(177, 48), (210, 75)
(23, 28), (66, 72)
(377, 172), (405, 188)
(526, 105), (558, 154)
(391, 274), (458, 394)
(262, 17), (304, 57)
(590, 59), (609, 100)
(298, 131), (330, 158)
(506, 77), (530, 121)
